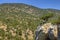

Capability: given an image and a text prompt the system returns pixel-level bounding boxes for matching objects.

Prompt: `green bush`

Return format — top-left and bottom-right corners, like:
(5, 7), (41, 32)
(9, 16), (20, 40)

(48, 16), (60, 24)
(40, 13), (54, 20)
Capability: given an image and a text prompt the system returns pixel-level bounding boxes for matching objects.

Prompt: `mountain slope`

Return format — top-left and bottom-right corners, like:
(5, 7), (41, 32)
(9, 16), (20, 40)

(0, 3), (60, 40)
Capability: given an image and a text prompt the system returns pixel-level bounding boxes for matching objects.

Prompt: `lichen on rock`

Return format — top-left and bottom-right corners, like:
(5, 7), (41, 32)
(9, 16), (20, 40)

(35, 23), (58, 40)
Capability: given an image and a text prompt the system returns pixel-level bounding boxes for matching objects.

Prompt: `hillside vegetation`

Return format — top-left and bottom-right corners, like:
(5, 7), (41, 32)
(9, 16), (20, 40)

(0, 3), (60, 40)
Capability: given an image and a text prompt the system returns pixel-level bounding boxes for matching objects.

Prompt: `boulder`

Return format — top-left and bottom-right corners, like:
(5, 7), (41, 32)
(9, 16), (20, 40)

(35, 23), (58, 40)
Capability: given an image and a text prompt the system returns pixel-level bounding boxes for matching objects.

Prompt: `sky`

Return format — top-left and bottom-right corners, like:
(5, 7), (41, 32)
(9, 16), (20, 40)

(0, 0), (60, 10)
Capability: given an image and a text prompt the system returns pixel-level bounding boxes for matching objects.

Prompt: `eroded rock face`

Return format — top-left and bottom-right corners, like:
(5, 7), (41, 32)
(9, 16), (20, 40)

(35, 23), (58, 40)
(58, 25), (60, 40)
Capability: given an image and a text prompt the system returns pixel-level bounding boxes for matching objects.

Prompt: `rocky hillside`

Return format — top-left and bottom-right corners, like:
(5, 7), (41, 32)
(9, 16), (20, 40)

(0, 3), (60, 40)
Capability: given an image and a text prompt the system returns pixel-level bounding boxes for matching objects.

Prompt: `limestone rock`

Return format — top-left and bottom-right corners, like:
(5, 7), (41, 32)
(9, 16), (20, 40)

(35, 23), (58, 40)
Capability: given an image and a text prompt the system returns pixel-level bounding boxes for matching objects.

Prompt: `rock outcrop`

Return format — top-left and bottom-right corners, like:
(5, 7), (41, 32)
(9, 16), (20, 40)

(35, 23), (58, 40)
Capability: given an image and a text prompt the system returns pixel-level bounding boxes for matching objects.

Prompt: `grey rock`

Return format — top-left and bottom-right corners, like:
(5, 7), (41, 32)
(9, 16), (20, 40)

(35, 23), (58, 40)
